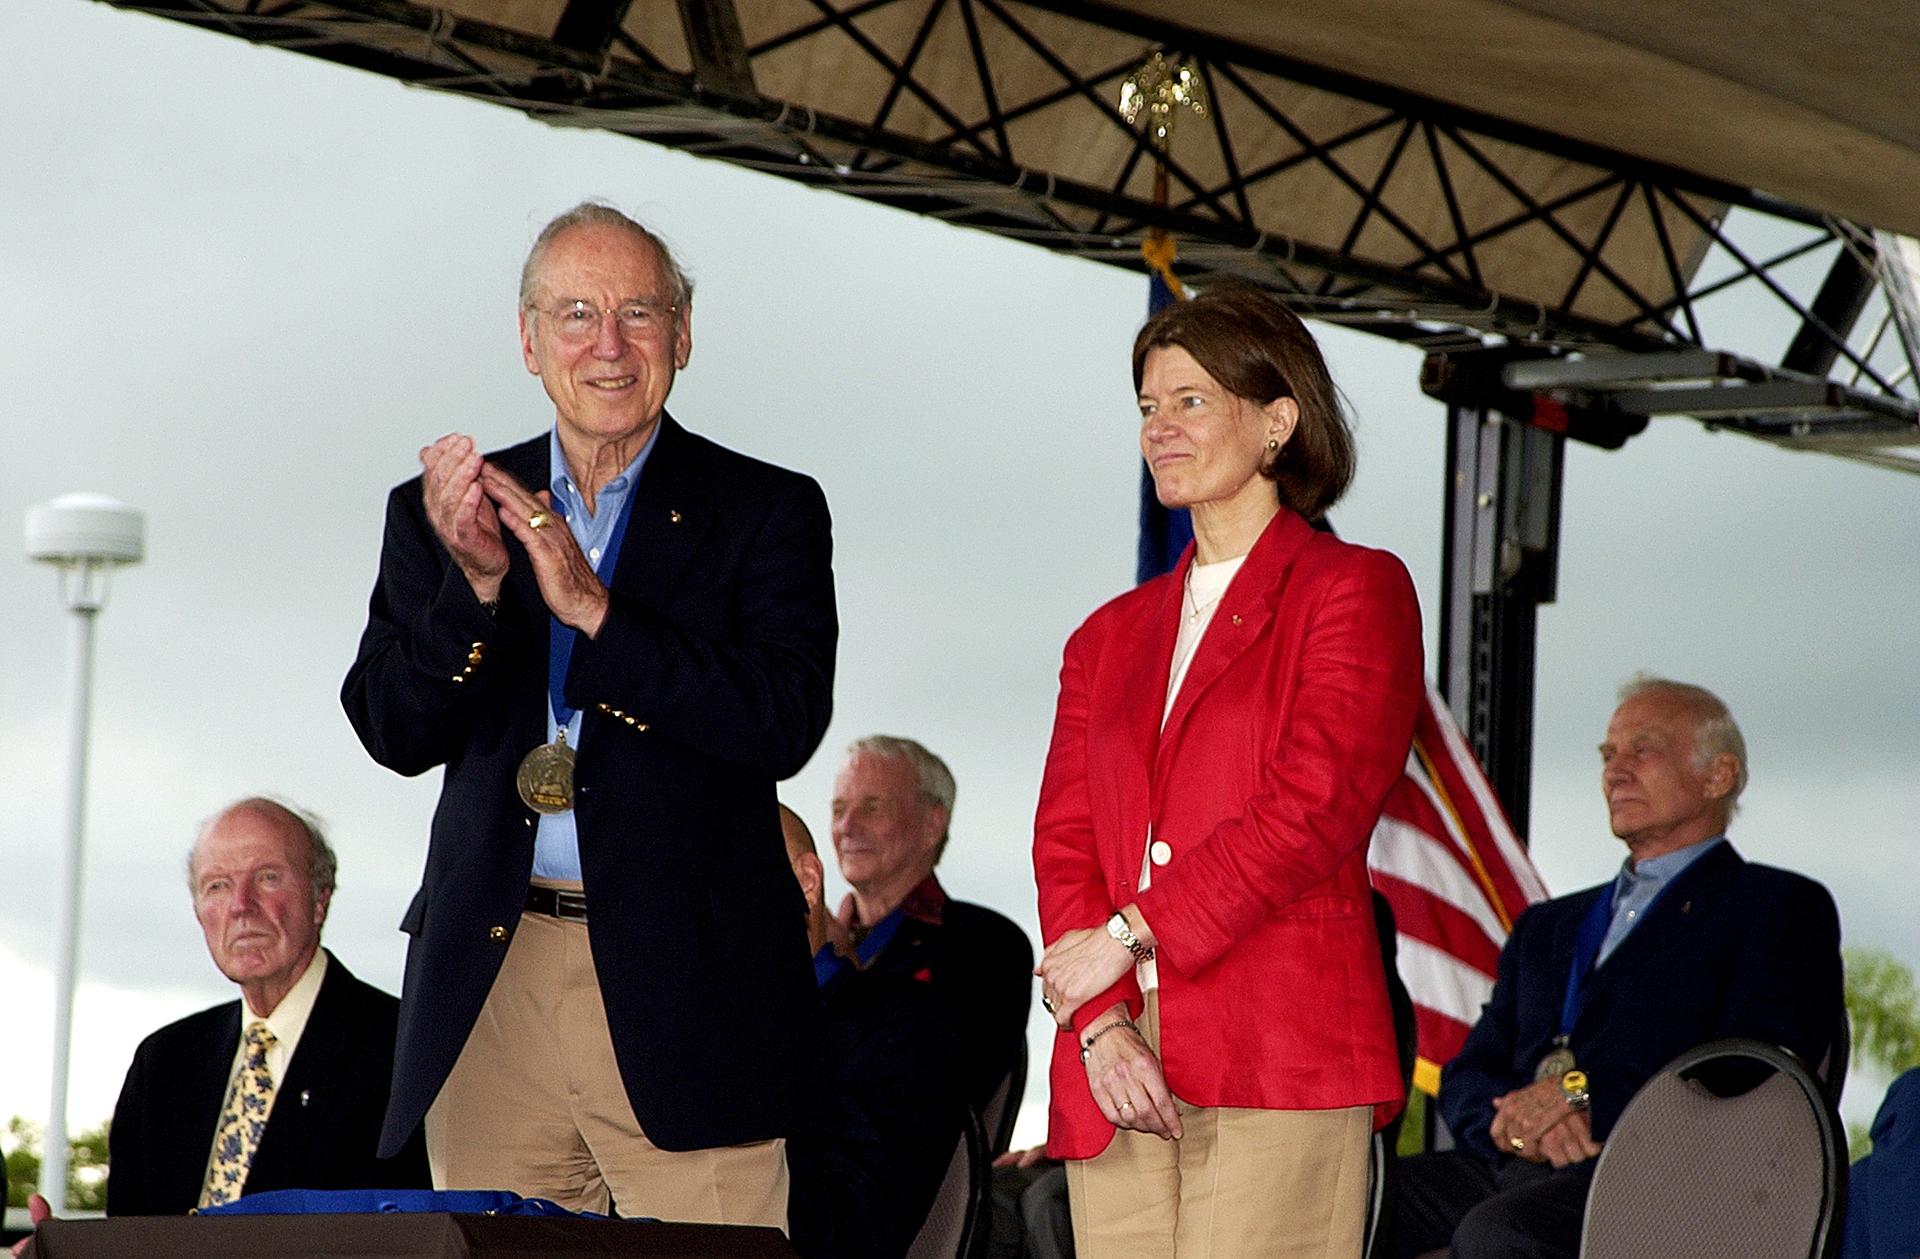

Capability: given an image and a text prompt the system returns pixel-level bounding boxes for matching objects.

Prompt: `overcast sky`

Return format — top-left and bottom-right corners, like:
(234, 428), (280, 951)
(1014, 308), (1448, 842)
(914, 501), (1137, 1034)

(3, 0), (1914, 1155)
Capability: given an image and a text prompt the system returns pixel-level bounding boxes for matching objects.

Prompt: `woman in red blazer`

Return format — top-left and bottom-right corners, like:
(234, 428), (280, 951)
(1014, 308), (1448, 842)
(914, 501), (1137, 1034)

(1033, 285), (1423, 1258)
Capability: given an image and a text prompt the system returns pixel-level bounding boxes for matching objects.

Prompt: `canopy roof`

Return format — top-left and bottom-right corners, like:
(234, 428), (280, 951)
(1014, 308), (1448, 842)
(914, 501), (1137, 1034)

(1118, 0), (1920, 240)
(106, 0), (1920, 460)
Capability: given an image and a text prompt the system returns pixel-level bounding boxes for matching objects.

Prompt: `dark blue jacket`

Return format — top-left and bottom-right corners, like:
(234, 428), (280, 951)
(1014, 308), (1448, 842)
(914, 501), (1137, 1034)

(1440, 841), (1842, 1161)
(343, 416), (837, 1156)
(1844, 1067), (1920, 1259)
(788, 969), (967, 1259)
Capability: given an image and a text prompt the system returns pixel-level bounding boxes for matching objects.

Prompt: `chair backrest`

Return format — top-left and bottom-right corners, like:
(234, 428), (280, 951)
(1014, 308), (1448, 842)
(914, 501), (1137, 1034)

(1361, 1129), (1388, 1259)
(979, 1041), (1027, 1160)
(905, 1108), (990, 1259)
(1364, 890), (1416, 1259)
(1579, 1038), (1846, 1259)
(1819, 1004), (1850, 1110)
(1369, 889), (1419, 1095)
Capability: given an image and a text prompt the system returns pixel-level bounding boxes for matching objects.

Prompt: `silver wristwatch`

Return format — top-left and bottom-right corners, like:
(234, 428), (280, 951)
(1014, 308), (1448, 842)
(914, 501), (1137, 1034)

(1106, 912), (1153, 961)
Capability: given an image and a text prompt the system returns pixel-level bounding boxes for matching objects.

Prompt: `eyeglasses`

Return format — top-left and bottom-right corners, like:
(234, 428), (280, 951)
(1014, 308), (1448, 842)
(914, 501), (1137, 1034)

(530, 298), (678, 343)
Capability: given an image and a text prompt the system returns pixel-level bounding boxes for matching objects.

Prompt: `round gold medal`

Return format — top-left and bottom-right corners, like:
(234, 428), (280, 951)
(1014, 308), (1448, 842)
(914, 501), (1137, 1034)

(1535, 1045), (1577, 1081)
(516, 732), (576, 815)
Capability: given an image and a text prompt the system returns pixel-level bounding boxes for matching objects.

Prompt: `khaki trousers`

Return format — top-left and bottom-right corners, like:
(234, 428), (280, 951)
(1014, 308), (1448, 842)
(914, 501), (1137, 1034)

(425, 885), (788, 1226)
(1065, 993), (1371, 1259)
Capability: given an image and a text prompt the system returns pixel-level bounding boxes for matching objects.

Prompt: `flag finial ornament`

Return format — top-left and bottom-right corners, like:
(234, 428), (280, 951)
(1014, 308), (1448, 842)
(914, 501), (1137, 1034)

(1119, 51), (1209, 151)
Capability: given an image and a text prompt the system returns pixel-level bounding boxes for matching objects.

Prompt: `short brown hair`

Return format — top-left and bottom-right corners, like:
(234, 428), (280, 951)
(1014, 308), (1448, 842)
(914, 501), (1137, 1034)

(1132, 284), (1355, 519)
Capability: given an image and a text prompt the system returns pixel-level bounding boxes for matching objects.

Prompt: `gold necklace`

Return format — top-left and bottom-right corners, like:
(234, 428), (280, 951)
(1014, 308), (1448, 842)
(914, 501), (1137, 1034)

(1184, 569), (1226, 624)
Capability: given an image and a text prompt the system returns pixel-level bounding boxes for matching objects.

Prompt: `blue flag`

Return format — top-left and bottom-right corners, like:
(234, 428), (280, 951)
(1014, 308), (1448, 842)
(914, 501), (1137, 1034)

(1136, 258), (1193, 583)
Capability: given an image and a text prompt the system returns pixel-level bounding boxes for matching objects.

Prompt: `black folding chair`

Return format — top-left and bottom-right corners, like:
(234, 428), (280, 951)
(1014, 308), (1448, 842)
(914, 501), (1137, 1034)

(1579, 1038), (1847, 1259)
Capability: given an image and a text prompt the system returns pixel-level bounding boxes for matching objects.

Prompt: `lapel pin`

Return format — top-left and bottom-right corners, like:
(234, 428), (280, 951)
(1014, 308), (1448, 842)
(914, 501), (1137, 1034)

(669, 509), (683, 524)
(1681, 901), (1692, 914)
(300, 1089), (311, 1107)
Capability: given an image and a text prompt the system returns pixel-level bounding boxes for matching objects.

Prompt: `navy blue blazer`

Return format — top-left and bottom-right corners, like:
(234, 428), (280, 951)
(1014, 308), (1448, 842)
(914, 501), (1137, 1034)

(342, 416), (837, 1156)
(1439, 841), (1842, 1161)
(105, 953), (429, 1215)
(856, 894), (1033, 1117)
(788, 970), (967, 1259)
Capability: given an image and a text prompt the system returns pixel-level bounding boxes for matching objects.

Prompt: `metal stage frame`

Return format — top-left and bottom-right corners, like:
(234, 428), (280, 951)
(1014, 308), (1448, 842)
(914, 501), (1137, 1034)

(102, 0), (1920, 830)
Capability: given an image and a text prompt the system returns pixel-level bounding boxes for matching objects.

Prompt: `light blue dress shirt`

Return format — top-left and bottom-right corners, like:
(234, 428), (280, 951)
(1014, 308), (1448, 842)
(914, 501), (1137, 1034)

(531, 424), (659, 881)
(1596, 835), (1725, 966)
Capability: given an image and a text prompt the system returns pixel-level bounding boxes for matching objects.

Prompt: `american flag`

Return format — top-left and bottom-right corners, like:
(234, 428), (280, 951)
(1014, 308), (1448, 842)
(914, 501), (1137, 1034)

(1367, 683), (1549, 1093)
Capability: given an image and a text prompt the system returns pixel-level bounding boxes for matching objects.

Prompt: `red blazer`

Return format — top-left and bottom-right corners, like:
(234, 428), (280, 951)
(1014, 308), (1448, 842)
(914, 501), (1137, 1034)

(1034, 510), (1422, 1159)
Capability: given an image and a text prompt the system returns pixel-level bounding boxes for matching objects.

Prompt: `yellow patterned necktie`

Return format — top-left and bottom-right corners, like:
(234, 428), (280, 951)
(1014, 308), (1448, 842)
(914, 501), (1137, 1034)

(200, 1021), (277, 1208)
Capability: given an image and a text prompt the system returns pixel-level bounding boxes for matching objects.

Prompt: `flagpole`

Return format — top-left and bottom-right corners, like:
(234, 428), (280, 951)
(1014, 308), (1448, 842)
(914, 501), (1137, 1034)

(1124, 50), (1207, 583)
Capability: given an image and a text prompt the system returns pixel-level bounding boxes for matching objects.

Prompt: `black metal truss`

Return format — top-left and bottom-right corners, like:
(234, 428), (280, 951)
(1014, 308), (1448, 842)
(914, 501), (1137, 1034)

(105, 0), (1920, 445)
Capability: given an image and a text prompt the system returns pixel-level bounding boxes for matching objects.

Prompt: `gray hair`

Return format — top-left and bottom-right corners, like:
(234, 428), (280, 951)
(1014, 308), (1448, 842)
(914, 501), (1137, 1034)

(848, 735), (956, 861)
(518, 202), (695, 313)
(1618, 675), (1748, 817)
(187, 797), (339, 908)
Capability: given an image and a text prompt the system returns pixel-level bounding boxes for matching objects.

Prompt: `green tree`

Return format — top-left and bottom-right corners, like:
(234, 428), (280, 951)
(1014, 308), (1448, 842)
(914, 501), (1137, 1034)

(4, 1117), (111, 1212)
(1847, 947), (1920, 1073)
(1844, 947), (1920, 1160)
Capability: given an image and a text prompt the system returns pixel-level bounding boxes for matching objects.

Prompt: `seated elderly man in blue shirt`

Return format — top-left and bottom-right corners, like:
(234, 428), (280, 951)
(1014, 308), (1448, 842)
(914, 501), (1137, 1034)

(1392, 676), (1843, 1259)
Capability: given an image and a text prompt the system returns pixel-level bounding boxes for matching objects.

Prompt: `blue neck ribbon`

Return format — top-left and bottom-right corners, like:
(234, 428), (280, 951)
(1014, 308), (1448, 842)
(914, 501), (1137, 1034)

(1558, 867), (1686, 1040)
(853, 906), (909, 967)
(1557, 893), (1613, 1042)
(545, 486), (640, 727)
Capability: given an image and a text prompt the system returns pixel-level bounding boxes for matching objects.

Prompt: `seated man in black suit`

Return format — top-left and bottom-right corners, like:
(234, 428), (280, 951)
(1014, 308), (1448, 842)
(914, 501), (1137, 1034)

(827, 736), (1033, 1118)
(783, 806), (968, 1259)
(1392, 677), (1843, 1259)
(106, 797), (429, 1214)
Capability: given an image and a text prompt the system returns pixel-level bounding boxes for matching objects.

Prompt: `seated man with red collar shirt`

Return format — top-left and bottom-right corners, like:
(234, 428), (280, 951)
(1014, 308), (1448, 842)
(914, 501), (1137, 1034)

(826, 736), (1033, 1120)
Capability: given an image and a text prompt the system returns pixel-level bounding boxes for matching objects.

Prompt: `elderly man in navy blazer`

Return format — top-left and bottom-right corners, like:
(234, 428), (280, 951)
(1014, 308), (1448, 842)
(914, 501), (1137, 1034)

(105, 798), (428, 1216)
(1392, 677), (1843, 1259)
(343, 202), (836, 1224)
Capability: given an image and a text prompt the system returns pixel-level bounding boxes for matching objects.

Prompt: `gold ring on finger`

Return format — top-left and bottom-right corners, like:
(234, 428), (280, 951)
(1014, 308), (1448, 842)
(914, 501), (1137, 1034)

(528, 511), (551, 530)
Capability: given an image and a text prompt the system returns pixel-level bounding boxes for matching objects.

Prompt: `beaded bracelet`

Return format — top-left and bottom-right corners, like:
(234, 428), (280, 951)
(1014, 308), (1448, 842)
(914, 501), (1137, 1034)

(1080, 1017), (1140, 1063)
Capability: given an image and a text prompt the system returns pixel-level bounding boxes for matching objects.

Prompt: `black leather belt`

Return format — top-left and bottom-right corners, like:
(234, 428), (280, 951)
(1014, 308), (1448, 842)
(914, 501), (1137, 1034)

(524, 885), (588, 920)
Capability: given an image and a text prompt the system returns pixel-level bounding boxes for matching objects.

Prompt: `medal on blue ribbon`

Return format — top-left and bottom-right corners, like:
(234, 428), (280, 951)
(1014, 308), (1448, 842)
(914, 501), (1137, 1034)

(1536, 890), (1612, 1080)
(516, 729), (576, 814)
(514, 482), (640, 815)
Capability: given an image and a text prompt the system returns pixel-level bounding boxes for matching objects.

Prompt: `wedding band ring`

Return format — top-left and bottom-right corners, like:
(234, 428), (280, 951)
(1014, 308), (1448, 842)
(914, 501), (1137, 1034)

(1041, 994), (1056, 1014)
(528, 511), (551, 530)
(1119, 1102), (1134, 1113)
(1509, 1137), (1526, 1152)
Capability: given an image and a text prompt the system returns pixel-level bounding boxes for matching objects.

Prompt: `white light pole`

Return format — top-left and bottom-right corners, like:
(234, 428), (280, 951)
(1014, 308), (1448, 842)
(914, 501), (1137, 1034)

(25, 493), (144, 1214)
